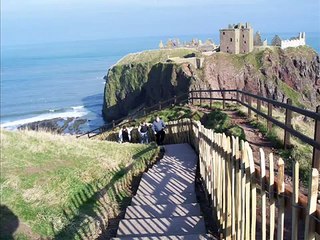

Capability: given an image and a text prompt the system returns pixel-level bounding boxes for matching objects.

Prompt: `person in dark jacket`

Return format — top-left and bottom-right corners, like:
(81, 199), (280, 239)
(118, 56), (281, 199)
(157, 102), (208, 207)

(138, 121), (149, 144)
(152, 116), (166, 145)
(118, 126), (131, 143)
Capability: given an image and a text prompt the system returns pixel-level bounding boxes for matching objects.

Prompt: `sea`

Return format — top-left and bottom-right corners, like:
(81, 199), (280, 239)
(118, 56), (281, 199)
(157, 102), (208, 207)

(1, 32), (319, 133)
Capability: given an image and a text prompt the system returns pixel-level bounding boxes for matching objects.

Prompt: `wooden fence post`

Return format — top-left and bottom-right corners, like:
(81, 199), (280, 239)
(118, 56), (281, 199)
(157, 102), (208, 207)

(267, 103), (273, 132)
(304, 169), (319, 240)
(260, 149), (266, 240)
(143, 107), (146, 116)
(199, 88), (202, 106)
(243, 142), (251, 240)
(240, 140), (246, 240)
(291, 161), (299, 240)
(248, 96), (252, 118)
(277, 158), (285, 240)
(222, 88), (226, 109)
(191, 89), (194, 105)
(241, 92), (245, 105)
(257, 97), (261, 120)
(159, 101), (162, 110)
(236, 88), (240, 103)
(247, 143), (256, 240)
(312, 106), (320, 171)
(210, 88), (213, 109)
(174, 95), (177, 105)
(112, 120), (115, 128)
(269, 153), (275, 240)
(284, 98), (293, 149)
(225, 137), (232, 240)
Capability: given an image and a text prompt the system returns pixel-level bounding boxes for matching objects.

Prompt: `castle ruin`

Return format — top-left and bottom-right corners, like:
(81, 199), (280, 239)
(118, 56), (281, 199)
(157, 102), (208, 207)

(220, 23), (254, 54)
(280, 32), (306, 49)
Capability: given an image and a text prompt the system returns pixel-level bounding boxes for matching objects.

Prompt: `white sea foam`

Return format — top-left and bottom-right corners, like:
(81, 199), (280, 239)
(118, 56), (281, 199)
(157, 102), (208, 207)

(71, 105), (85, 111)
(1, 106), (88, 130)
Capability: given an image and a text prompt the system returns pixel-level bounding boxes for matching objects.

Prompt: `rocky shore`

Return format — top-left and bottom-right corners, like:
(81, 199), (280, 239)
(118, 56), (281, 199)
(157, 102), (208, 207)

(18, 117), (88, 135)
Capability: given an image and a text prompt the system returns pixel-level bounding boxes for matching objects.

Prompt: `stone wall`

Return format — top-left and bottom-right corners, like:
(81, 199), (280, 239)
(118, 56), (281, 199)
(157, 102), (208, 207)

(220, 29), (239, 54)
(239, 28), (254, 53)
(281, 32), (306, 49)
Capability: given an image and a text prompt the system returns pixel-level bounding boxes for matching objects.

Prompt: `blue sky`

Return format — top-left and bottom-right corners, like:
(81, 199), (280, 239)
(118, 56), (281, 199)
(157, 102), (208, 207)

(1, 0), (320, 45)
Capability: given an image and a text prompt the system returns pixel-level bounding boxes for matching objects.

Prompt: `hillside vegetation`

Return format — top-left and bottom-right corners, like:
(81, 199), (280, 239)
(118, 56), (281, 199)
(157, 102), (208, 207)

(103, 46), (319, 121)
(117, 48), (198, 65)
(0, 130), (158, 239)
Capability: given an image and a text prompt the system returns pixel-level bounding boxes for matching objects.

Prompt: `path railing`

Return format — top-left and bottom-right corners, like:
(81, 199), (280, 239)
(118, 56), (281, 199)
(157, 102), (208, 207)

(189, 88), (320, 171)
(76, 93), (189, 138)
(78, 88), (320, 170)
(164, 118), (320, 240)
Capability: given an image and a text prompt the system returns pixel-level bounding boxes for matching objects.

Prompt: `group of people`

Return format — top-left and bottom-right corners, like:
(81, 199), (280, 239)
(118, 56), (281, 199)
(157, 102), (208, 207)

(118, 116), (166, 145)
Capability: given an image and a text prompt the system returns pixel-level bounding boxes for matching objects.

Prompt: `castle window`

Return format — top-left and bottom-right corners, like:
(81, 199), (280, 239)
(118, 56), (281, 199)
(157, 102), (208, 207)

(244, 41), (247, 44)
(243, 34), (245, 38)
(230, 38), (232, 42)
(223, 32), (225, 35)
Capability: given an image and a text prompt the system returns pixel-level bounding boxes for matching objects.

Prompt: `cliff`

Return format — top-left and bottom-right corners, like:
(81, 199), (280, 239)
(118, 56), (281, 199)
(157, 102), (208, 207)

(103, 46), (320, 120)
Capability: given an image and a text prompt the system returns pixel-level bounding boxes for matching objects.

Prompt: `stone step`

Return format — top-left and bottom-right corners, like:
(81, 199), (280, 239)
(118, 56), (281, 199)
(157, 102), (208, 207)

(112, 233), (214, 240)
(116, 216), (206, 237)
(136, 172), (195, 196)
(124, 203), (201, 219)
(131, 193), (197, 206)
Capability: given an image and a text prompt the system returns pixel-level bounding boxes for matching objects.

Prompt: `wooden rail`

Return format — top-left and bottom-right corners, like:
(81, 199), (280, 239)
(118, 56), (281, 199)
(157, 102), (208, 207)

(163, 118), (320, 240)
(78, 88), (320, 170)
(189, 88), (320, 170)
(76, 93), (189, 138)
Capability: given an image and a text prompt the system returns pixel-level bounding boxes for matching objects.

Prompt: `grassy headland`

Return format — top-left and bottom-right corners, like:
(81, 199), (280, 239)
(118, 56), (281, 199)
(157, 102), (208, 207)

(117, 48), (199, 65)
(0, 130), (158, 239)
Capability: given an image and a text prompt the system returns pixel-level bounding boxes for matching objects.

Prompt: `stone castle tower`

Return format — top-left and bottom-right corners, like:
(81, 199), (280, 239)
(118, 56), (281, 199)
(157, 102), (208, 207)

(220, 22), (254, 54)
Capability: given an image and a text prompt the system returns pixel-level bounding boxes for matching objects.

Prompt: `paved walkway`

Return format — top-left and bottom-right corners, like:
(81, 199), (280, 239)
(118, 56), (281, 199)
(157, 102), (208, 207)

(112, 143), (213, 240)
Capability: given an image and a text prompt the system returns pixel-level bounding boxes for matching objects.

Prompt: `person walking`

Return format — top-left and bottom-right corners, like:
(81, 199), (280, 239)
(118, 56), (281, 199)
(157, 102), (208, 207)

(118, 126), (131, 143)
(152, 116), (166, 145)
(138, 121), (149, 144)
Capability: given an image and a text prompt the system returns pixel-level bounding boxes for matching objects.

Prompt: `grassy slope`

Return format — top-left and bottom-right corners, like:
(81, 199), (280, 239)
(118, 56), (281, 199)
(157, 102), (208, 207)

(117, 48), (198, 65)
(237, 103), (313, 183)
(0, 130), (158, 239)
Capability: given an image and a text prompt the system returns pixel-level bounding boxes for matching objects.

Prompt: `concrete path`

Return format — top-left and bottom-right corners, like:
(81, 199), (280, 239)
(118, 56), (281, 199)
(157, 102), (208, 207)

(112, 144), (214, 240)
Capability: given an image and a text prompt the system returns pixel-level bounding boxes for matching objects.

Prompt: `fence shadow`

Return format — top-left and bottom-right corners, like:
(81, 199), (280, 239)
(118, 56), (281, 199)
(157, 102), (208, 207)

(53, 146), (158, 240)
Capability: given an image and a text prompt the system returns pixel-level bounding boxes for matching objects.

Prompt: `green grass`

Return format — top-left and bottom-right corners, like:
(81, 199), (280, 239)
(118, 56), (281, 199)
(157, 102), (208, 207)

(117, 48), (199, 65)
(0, 130), (158, 239)
(202, 109), (246, 141)
(239, 108), (312, 184)
(138, 105), (204, 123)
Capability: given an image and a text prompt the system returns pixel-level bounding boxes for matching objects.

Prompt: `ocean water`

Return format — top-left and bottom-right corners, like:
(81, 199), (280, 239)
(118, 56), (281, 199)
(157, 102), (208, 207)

(1, 37), (160, 132)
(1, 33), (319, 133)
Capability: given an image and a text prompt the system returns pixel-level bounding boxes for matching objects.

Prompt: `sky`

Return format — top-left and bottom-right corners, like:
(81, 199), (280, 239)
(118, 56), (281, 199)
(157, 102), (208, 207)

(1, 0), (320, 46)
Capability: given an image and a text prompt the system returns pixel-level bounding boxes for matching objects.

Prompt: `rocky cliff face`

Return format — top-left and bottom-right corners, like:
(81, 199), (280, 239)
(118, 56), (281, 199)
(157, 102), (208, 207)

(203, 46), (320, 108)
(103, 46), (320, 120)
(103, 61), (204, 121)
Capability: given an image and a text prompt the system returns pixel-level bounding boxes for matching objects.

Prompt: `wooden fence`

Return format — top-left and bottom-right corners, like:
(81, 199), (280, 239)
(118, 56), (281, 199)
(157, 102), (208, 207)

(164, 118), (320, 240)
(189, 88), (320, 171)
(78, 88), (320, 172)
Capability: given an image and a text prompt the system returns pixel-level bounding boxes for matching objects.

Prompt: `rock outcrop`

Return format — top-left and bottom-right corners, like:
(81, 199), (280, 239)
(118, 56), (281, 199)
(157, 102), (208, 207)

(103, 46), (320, 120)
(203, 46), (320, 108)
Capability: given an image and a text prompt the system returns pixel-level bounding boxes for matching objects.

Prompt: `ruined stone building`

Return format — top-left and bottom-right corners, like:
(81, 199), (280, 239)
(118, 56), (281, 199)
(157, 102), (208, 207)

(281, 32), (306, 49)
(220, 23), (254, 54)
